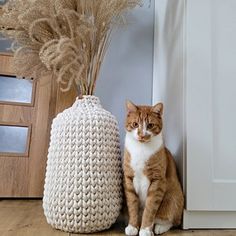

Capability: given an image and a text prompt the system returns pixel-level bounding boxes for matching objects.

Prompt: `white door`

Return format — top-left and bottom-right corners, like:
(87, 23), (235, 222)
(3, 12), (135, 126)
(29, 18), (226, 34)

(185, 0), (236, 228)
(153, 0), (236, 229)
(186, 0), (236, 210)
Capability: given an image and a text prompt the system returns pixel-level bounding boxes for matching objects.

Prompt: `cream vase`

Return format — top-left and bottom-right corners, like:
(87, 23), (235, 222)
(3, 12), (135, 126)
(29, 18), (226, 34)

(43, 95), (123, 233)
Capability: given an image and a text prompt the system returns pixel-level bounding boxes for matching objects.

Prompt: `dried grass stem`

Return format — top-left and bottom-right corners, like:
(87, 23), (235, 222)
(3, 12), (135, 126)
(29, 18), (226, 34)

(0, 0), (141, 95)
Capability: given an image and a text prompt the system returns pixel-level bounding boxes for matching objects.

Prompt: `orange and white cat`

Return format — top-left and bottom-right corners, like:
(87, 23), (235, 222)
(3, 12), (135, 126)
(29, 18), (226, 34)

(123, 101), (184, 236)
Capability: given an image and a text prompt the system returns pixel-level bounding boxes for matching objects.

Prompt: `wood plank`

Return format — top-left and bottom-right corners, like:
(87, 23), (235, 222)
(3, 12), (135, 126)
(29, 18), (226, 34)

(0, 158), (28, 196)
(0, 200), (236, 236)
(54, 79), (78, 114)
(28, 75), (53, 196)
(0, 53), (15, 76)
(0, 105), (32, 124)
(0, 200), (68, 236)
(167, 230), (236, 236)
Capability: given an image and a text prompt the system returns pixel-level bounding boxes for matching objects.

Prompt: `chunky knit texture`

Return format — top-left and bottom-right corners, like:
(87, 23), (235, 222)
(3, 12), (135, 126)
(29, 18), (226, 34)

(43, 96), (123, 233)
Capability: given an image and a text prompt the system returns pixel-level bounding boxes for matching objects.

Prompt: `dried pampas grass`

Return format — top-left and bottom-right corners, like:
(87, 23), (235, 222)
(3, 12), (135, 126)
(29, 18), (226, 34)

(0, 0), (141, 93)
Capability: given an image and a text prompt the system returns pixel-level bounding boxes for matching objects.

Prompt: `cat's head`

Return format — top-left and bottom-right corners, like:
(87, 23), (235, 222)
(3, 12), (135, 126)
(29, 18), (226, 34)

(125, 100), (163, 143)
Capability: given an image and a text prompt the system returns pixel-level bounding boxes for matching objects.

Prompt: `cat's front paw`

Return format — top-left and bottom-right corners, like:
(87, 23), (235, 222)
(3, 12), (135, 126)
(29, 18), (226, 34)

(139, 228), (154, 236)
(125, 224), (139, 236)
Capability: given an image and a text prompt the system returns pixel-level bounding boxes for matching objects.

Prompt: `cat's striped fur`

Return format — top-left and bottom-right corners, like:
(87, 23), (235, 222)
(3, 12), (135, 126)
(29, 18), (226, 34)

(123, 101), (184, 236)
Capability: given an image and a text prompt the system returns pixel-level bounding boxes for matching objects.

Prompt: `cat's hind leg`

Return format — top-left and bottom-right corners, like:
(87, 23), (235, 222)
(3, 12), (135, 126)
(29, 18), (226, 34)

(154, 191), (183, 235)
(154, 219), (172, 235)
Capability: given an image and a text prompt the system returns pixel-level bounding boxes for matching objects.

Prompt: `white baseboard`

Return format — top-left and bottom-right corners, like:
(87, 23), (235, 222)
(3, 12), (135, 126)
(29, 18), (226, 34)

(183, 210), (236, 229)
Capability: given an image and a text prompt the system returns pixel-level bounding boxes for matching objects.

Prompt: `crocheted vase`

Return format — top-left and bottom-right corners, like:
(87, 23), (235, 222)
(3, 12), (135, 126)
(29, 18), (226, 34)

(43, 95), (123, 233)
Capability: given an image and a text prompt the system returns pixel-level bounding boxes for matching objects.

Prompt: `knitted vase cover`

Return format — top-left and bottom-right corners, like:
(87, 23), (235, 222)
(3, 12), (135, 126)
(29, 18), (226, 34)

(43, 95), (123, 233)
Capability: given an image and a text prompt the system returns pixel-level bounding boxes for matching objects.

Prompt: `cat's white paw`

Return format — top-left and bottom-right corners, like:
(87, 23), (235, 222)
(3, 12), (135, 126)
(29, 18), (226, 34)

(154, 224), (172, 235)
(125, 224), (139, 236)
(139, 227), (154, 236)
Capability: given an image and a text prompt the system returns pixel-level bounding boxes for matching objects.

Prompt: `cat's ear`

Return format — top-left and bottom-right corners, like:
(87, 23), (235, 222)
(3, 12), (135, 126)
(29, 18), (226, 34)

(126, 100), (138, 113)
(152, 103), (163, 115)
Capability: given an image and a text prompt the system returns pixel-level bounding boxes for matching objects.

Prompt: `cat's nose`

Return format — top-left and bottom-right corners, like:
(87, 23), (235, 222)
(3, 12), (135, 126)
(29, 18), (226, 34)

(138, 134), (149, 141)
(139, 134), (145, 139)
(138, 134), (151, 142)
(137, 129), (145, 137)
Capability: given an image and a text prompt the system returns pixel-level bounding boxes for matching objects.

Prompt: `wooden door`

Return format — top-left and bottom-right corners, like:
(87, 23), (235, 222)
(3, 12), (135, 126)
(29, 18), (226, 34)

(0, 53), (77, 197)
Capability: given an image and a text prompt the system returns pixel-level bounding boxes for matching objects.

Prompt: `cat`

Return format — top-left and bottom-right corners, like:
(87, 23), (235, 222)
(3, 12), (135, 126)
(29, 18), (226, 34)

(123, 100), (184, 236)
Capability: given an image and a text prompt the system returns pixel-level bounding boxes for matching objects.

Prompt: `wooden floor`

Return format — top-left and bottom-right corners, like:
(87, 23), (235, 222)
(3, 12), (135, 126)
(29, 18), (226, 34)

(0, 200), (236, 236)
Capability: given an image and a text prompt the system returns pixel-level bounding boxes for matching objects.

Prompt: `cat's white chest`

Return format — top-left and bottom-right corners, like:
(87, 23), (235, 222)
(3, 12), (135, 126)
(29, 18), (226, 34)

(131, 156), (150, 207)
(125, 131), (163, 207)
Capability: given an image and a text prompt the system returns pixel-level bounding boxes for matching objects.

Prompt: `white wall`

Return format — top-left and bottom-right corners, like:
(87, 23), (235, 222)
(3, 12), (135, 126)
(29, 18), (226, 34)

(153, 0), (185, 183)
(96, 0), (155, 147)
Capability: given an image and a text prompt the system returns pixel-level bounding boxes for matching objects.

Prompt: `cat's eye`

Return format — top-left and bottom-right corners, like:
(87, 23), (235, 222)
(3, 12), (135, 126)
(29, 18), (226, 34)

(132, 122), (138, 128)
(147, 123), (155, 129)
